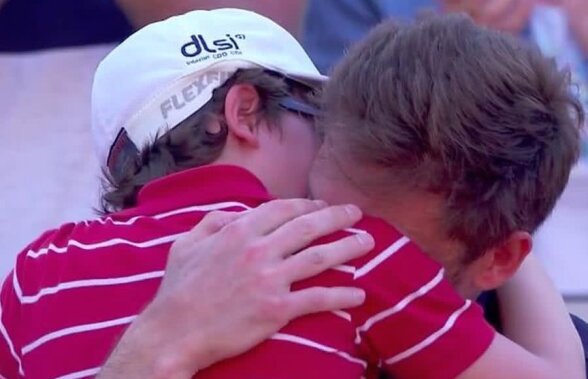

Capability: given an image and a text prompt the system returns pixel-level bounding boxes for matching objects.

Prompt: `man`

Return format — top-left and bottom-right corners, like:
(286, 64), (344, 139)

(99, 200), (374, 378)
(0, 9), (584, 379)
(1, 9), (508, 379)
(101, 11), (586, 379)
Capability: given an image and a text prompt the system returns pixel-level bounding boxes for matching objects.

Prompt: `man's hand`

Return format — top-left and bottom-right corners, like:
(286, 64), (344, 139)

(98, 199), (373, 379)
(443, 0), (534, 33)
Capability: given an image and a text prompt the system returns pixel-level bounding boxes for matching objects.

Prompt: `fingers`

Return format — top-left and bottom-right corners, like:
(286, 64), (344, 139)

(280, 232), (374, 282)
(235, 199), (328, 236)
(182, 211), (241, 244)
(262, 204), (363, 259)
(284, 287), (366, 319)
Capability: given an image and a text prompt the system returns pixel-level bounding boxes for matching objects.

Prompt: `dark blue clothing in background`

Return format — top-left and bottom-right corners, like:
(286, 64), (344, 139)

(0, 0), (132, 51)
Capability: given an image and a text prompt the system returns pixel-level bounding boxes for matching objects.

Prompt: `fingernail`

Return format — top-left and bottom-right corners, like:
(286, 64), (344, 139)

(352, 289), (366, 304)
(355, 232), (374, 246)
(314, 200), (328, 208)
(345, 204), (361, 219)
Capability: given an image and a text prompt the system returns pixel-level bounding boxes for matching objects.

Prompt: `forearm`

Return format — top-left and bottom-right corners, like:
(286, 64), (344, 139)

(497, 255), (584, 378)
(97, 308), (203, 379)
(97, 202), (370, 379)
(115, 0), (307, 35)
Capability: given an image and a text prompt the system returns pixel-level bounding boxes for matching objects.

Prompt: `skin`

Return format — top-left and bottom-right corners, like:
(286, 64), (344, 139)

(443, 0), (588, 56)
(98, 200), (374, 378)
(214, 84), (321, 198)
(99, 80), (584, 379)
(442, 0), (535, 33)
(558, 0), (588, 55)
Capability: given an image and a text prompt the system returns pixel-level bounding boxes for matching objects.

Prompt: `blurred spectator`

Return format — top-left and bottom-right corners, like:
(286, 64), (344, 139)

(529, 1), (588, 158)
(443, 0), (535, 33)
(303, 0), (587, 74)
(303, 0), (438, 74)
(117, 0), (306, 33)
(0, 0), (305, 51)
(0, 0), (132, 51)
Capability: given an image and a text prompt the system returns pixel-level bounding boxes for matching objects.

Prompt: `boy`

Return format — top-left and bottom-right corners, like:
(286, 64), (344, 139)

(0, 9), (583, 379)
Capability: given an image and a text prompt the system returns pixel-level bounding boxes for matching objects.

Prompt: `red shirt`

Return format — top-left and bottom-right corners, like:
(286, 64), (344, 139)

(0, 165), (494, 379)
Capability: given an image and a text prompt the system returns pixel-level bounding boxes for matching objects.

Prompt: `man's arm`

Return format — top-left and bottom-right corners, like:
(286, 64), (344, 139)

(97, 199), (373, 379)
(457, 254), (585, 379)
(348, 227), (583, 379)
(114, 0), (307, 36)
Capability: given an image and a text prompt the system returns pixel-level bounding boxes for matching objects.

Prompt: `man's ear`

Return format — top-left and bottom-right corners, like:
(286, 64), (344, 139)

(222, 84), (262, 148)
(471, 231), (533, 291)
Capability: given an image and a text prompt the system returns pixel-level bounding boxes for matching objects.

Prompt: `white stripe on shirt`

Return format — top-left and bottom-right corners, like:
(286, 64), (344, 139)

(26, 232), (185, 259)
(344, 228), (370, 235)
(332, 310), (352, 322)
(22, 315), (137, 355)
(18, 271), (165, 304)
(332, 265), (356, 274)
(0, 299), (24, 376)
(55, 367), (101, 379)
(355, 268), (445, 343)
(384, 300), (473, 365)
(95, 201), (252, 226)
(11, 270), (24, 308)
(354, 236), (410, 279)
(271, 333), (367, 368)
(26, 201), (253, 259)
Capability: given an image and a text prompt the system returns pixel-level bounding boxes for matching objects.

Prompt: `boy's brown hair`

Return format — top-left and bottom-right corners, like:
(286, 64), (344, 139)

(323, 14), (584, 262)
(100, 68), (315, 214)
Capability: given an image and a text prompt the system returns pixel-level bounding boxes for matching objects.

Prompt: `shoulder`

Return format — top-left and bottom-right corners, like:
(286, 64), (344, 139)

(10, 212), (172, 299)
(340, 215), (441, 281)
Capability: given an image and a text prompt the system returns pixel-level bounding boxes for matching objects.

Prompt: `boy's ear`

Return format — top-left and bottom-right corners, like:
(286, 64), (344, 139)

(471, 231), (533, 291)
(222, 83), (262, 147)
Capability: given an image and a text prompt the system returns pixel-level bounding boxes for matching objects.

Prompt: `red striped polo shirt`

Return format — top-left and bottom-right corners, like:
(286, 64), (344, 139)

(0, 165), (494, 379)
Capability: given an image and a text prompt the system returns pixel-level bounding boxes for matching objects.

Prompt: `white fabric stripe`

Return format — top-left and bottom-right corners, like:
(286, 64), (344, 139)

(385, 300), (473, 365)
(356, 268), (445, 342)
(0, 373), (7, 379)
(0, 301), (24, 376)
(271, 333), (367, 368)
(344, 227), (368, 235)
(11, 270), (24, 307)
(19, 271), (165, 304)
(22, 315), (137, 355)
(332, 265), (355, 274)
(354, 236), (410, 279)
(26, 201), (252, 259)
(26, 232), (185, 259)
(331, 310), (352, 322)
(55, 367), (101, 379)
(95, 201), (252, 226)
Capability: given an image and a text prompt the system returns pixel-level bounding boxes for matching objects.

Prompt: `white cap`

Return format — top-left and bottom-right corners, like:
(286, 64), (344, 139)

(91, 8), (326, 176)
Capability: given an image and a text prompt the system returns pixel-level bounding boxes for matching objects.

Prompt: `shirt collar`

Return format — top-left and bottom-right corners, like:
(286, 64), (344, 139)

(117, 165), (271, 217)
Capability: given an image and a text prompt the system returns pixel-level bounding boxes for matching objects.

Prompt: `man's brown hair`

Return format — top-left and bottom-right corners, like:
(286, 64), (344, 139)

(323, 14), (584, 262)
(100, 68), (315, 214)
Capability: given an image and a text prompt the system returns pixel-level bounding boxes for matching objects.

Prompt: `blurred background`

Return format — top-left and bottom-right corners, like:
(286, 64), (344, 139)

(0, 0), (587, 314)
